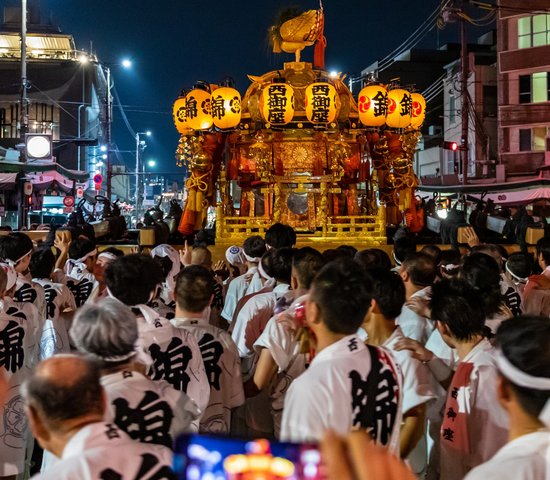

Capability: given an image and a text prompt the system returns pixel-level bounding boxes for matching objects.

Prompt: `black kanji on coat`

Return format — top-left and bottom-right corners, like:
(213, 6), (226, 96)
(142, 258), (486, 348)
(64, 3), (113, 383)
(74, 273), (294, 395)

(148, 338), (192, 392)
(0, 320), (25, 373)
(198, 333), (223, 391)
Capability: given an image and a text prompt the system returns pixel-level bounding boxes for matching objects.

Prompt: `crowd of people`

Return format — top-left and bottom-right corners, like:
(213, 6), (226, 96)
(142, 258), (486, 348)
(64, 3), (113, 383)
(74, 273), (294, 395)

(0, 222), (549, 479)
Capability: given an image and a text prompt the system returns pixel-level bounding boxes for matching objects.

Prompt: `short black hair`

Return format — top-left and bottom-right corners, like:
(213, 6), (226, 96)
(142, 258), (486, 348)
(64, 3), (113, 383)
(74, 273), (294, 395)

(438, 249), (462, 277)
(496, 316), (550, 417)
(420, 245), (442, 264)
(261, 248), (293, 284)
(393, 237), (416, 264)
(322, 248), (349, 263)
(310, 259), (372, 334)
(29, 248), (56, 279)
(354, 248), (392, 272)
(152, 255), (175, 281)
(401, 252), (436, 287)
(243, 235), (266, 259)
(336, 245), (358, 258)
(430, 278), (486, 341)
(461, 252), (503, 318)
(506, 252), (532, 280)
(22, 357), (103, 426)
(265, 223), (296, 249)
(537, 237), (550, 266)
(365, 268), (405, 320)
(68, 237), (96, 260)
(291, 247), (325, 289)
(0, 232), (33, 262)
(104, 254), (164, 305)
(175, 265), (214, 313)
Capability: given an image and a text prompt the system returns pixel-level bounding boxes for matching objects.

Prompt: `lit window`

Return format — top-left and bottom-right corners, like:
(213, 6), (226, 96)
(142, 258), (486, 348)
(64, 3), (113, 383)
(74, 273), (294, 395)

(449, 96), (456, 124)
(518, 72), (550, 104)
(533, 127), (548, 151)
(532, 72), (548, 102)
(518, 14), (550, 49)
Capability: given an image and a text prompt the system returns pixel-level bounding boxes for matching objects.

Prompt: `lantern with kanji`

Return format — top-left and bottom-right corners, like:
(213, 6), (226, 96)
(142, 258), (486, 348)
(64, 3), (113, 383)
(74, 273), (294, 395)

(357, 84), (388, 127)
(304, 82), (339, 124)
(211, 86), (242, 129)
(410, 92), (426, 129)
(186, 88), (213, 130)
(173, 96), (190, 134)
(386, 88), (413, 129)
(260, 83), (295, 126)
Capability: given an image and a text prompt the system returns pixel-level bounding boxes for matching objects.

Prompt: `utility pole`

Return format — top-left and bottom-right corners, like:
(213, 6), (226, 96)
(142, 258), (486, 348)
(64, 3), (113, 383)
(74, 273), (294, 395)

(106, 67), (113, 200)
(18, 0), (28, 229)
(460, 15), (469, 186)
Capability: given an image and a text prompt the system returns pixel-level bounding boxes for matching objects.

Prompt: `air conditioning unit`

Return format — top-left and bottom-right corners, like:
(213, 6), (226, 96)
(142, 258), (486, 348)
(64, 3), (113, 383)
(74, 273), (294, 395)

(428, 125), (443, 136)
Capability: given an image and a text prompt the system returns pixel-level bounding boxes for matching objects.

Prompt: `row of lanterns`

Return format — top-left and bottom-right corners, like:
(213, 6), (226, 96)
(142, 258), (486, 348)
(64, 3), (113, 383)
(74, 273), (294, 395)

(173, 81), (425, 133)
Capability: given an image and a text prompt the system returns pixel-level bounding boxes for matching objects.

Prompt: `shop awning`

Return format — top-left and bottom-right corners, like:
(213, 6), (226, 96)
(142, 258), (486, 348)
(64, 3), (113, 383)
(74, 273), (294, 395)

(25, 171), (87, 194)
(0, 172), (18, 189)
(0, 159), (89, 182)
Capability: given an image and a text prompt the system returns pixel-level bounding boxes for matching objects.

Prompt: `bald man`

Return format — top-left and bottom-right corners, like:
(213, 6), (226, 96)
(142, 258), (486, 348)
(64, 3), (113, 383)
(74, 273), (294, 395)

(23, 355), (175, 479)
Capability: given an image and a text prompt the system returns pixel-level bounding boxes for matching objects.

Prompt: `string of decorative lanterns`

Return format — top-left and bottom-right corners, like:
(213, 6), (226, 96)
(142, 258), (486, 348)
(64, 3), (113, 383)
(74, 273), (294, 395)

(173, 80), (425, 134)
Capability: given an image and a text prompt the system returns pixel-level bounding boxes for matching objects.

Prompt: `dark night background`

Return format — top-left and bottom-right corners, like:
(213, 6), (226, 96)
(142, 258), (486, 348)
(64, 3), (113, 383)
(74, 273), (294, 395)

(39, 0), (461, 176)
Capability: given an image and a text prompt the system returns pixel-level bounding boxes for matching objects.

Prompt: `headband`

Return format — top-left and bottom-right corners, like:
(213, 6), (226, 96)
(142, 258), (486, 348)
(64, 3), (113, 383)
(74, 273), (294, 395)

(392, 251), (402, 267)
(243, 252), (261, 263)
(98, 252), (118, 262)
(258, 260), (273, 281)
(226, 246), (245, 266)
(0, 263), (17, 291)
(496, 350), (550, 427)
(505, 262), (528, 285)
(14, 249), (33, 265)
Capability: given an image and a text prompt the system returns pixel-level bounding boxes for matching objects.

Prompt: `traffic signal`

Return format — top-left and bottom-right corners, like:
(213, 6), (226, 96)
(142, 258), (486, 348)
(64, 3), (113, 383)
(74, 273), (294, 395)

(443, 141), (458, 151)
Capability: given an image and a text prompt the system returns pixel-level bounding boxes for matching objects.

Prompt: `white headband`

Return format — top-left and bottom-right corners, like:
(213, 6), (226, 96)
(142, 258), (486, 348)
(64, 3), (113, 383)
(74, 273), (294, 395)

(258, 259), (272, 281)
(505, 262), (528, 285)
(14, 249), (33, 265)
(496, 350), (550, 427)
(392, 251), (402, 267)
(98, 252), (118, 262)
(243, 252), (261, 263)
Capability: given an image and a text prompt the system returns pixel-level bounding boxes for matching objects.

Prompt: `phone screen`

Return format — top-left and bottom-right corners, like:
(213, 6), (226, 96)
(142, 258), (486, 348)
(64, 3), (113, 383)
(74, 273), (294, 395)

(174, 433), (325, 479)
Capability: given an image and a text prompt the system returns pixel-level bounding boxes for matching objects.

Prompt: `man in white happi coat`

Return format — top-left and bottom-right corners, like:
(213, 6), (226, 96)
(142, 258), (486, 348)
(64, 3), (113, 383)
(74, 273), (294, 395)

(104, 254), (210, 414)
(0, 233), (46, 324)
(29, 248), (76, 360)
(466, 315), (550, 480)
(172, 266), (244, 434)
(397, 252), (436, 344)
(53, 237), (99, 308)
(71, 298), (201, 448)
(396, 278), (509, 480)
(251, 247), (326, 437)
(361, 267), (436, 477)
(221, 235), (266, 323)
(23, 355), (175, 479)
(281, 259), (402, 455)
(0, 266), (37, 479)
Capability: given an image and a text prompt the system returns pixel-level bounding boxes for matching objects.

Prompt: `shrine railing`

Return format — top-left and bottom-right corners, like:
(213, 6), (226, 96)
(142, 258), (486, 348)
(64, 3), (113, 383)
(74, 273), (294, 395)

(215, 206), (387, 245)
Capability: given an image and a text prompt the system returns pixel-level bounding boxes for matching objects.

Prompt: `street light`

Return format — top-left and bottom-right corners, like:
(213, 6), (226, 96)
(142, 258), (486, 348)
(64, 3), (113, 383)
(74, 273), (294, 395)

(135, 131), (151, 227)
(147, 159), (157, 168)
(121, 58), (132, 69)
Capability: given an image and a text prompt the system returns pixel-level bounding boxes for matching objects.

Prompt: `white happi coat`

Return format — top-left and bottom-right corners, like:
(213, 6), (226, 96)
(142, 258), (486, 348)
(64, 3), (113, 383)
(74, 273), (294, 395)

(464, 431), (550, 480)
(253, 302), (309, 438)
(439, 338), (509, 480)
(220, 266), (259, 322)
(0, 300), (37, 476)
(231, 283), (290, 378)
(382, 327), (437, 475)
(53, 265), (98, 308)
(396, 286), (434, 344)
(171, 317), (245, 434)
(101, 369), (201, 448)
(132, 304), (210, 414)
(32, 422), (174, 480)
(14, 274), (46, 326)
(32, 278), (76, 360)
(281, 334), (402, 455)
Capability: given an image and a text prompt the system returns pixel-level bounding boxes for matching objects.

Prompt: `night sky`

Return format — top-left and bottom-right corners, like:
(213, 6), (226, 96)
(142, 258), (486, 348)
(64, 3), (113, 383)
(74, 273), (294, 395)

(44, 0), (459, 176)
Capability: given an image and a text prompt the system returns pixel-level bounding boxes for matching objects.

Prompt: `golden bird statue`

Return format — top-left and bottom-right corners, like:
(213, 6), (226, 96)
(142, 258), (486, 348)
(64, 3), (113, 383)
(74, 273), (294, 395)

(269, 1), (326, 68)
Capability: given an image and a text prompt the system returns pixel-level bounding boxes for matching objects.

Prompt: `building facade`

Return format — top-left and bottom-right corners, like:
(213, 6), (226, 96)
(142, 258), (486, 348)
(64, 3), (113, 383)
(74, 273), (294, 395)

(497, 0), (550, 175)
